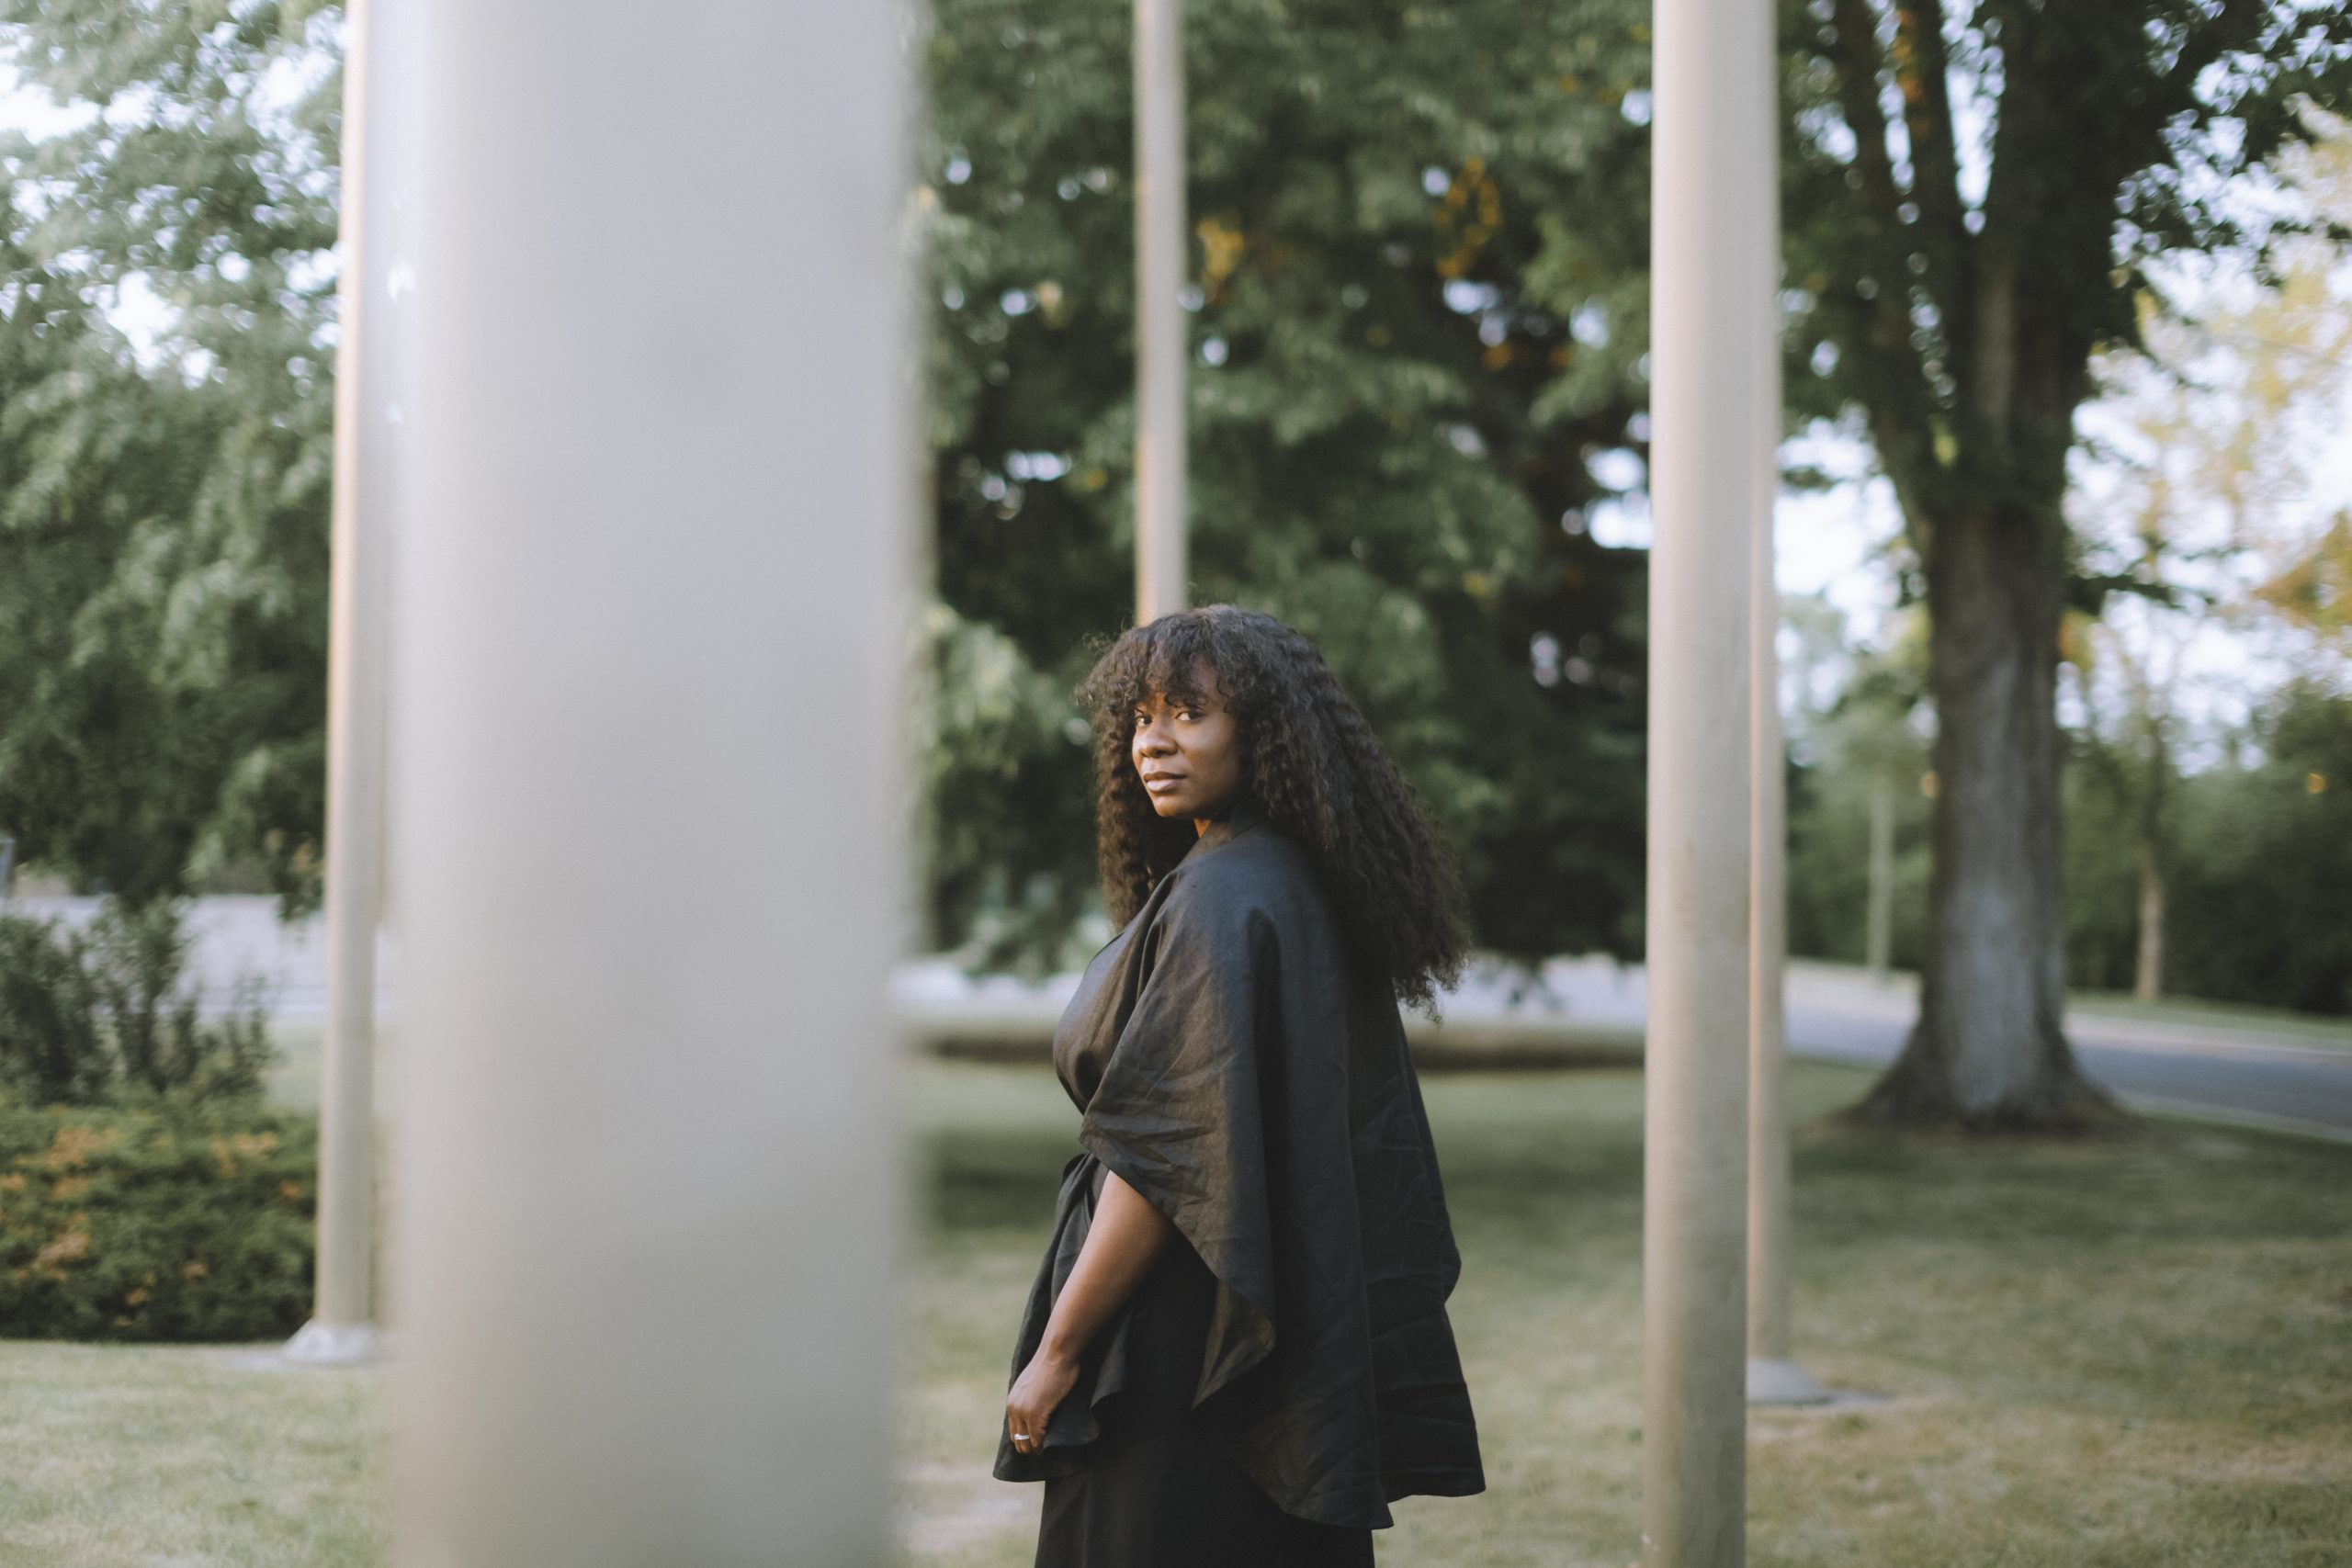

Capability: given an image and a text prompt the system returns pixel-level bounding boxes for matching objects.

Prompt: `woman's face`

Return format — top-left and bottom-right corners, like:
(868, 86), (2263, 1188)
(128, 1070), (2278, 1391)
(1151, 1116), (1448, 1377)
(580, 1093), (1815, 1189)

(1131, 667), (1245, 825)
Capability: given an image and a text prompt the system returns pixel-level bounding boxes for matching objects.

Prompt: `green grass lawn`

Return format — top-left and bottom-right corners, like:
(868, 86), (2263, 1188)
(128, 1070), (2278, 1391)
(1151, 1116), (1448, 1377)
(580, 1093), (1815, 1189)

(5, 1057), (2347, 1565)
(0, 1343), (383, 1568)
(907, 1059), (2352, 1566)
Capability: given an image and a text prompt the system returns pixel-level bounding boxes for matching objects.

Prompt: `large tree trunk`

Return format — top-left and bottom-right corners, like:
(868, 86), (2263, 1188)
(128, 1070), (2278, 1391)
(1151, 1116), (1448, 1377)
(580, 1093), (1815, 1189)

(1857, 502), (2120, 1128)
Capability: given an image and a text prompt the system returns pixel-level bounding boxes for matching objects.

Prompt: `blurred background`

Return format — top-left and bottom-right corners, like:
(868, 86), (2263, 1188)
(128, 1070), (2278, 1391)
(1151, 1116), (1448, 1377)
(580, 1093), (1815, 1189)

(3, 4), (2346, 1004)
(0, 2), (2346, 1565)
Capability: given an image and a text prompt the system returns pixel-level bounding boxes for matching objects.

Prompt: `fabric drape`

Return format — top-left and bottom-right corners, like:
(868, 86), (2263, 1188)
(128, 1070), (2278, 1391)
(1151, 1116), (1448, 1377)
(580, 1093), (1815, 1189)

(992, 796), (1484, 1530)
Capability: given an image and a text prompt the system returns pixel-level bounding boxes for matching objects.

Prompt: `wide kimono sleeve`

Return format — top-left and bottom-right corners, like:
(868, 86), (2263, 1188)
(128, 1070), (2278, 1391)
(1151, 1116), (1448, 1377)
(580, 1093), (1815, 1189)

(1072, 874), (1288, 1404)
(995, 840), (1420, 1529)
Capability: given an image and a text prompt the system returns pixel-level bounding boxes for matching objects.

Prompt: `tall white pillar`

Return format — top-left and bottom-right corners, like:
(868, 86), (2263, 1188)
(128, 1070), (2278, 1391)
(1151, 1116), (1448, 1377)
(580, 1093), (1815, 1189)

(1644, 0), (1770, 1556)
(1865, 776), (1896, 980)
(286, 0), (396, 1367)
(1744, 194), (1828, 1404)
(1134, 0), (1189, 622)
(385, 4), (915, 1562)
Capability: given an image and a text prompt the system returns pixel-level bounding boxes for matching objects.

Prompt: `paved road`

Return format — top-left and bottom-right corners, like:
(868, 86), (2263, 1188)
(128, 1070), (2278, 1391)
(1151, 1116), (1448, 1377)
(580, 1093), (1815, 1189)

(1364, 956), (2352, 1143)
(18, 896), (2350, 1142)
(1445, 957), (2352, 1144)
(1787, 992), (2352, 1143)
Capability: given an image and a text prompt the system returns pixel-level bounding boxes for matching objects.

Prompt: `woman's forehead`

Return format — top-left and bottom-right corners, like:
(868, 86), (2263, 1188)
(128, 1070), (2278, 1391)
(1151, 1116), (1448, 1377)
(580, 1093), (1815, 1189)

(1134, 670), (1225, 708)
(1136, 651), (1222, 699)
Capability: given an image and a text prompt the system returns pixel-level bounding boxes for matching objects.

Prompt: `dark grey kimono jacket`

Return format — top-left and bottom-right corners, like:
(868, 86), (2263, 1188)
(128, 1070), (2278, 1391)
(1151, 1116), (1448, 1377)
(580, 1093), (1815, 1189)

(992, 796), (1484, 1529)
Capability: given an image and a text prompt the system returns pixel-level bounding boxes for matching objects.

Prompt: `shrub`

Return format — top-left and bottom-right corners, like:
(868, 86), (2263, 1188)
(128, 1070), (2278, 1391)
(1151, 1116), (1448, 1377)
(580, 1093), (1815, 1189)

(0, 1100), (316, 1340)
(0, 917), (109, 1105)
(0, 901), (273, 1105)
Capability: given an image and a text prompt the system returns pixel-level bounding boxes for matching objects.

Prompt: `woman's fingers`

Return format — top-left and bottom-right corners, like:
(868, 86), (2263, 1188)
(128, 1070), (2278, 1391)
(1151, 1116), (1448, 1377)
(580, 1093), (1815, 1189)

(1006, 1348), (1080, 1454)
(1005, 1392), (1046, 1450)
(1005, 1389), (1037, 1452)
(1005, 1408), (1041, 1451)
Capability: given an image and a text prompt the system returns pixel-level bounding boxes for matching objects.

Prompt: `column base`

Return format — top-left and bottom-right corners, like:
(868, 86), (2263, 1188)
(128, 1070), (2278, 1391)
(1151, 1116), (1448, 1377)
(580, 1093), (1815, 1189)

(283, 1319), (389, 1366)
(1746, 1355), (1834, 1404)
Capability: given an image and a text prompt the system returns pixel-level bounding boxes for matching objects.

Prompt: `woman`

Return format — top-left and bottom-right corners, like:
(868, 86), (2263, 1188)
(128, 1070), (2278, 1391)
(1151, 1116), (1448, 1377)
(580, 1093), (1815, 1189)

(993, 604), (1486, 1565)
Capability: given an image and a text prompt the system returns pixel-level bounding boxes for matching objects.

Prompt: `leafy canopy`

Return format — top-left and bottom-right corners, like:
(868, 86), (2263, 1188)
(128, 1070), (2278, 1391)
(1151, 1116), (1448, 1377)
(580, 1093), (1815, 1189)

(923, 0), (1662, 969)
(0, 0), (340, 908)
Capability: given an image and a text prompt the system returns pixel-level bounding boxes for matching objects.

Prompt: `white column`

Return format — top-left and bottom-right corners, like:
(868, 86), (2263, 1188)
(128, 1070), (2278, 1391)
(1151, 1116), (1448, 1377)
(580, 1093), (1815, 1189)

(385, 3), (915, 1562)
(286, 0), (396, 1367)
(1865, 776), (1896, 980)
(1744, 213), (1828, 1404)
(1134, 0), (1189, 622)
(1644, 0), (1770, 1556)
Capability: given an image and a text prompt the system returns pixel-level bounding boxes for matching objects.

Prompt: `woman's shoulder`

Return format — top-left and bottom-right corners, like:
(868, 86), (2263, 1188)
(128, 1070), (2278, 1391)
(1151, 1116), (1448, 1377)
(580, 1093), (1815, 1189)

(1160, 820), (1336, 943)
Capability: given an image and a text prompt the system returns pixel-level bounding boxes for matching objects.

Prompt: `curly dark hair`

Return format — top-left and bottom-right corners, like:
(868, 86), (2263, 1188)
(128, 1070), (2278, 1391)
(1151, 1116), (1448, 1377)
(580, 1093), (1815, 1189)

(1076, 604), (1470, 1009)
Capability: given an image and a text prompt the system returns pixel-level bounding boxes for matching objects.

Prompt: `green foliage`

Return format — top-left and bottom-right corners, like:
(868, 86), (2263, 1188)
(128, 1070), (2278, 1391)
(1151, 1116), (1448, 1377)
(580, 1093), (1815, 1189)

(1781, 0), (2352, 517)
(0, 0), (1668, 962)
(0, 902), (273, 1105)
(1784, 615), (1935, 969)
(2061, 756), (2150, 993)
(918, 602), (1102, 971)
(1792, 646), (2352, 1015)
(924, 0), (1658, 964)
(0, 1099), (315, 1341)
(0, 3), (339, 909)
(0, 916), (107, 1106)
(0, 897), (298, 1342)
(1788, 762), (1934, 972)
(2143, 685), (2352, 1013)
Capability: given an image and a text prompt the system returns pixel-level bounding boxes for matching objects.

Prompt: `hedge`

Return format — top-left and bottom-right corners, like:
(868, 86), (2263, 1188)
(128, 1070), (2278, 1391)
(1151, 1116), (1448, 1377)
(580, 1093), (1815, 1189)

(0, 1100), (316, 1341)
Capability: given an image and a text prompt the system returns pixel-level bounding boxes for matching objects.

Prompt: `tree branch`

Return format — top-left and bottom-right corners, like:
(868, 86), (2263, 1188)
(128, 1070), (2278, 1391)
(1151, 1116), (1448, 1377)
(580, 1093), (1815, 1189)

(1890, 0), (1972, 351)
(1824, 0), (1946, 515)
(1827, 0), (1907, 226)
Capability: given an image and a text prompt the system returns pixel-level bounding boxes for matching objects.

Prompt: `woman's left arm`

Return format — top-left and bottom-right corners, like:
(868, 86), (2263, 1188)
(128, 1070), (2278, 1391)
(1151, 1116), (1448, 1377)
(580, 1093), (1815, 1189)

(1004, 1168), (1174, 1451)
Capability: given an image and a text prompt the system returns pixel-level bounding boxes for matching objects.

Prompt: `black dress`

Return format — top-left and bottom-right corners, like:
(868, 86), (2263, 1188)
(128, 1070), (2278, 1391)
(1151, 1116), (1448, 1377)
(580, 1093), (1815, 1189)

(994, 796), (1484, 1565)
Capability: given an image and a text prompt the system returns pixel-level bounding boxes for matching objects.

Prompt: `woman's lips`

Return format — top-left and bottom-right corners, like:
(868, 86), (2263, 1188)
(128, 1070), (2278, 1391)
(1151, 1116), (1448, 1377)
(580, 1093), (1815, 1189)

(1144, 773), (1185, 791)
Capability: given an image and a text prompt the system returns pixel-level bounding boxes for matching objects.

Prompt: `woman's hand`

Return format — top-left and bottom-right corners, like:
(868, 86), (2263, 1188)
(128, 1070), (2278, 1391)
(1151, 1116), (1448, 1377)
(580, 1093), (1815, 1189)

(1005, 1345), (1081, 1455)
(1005, 1168), (1176, 1456)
